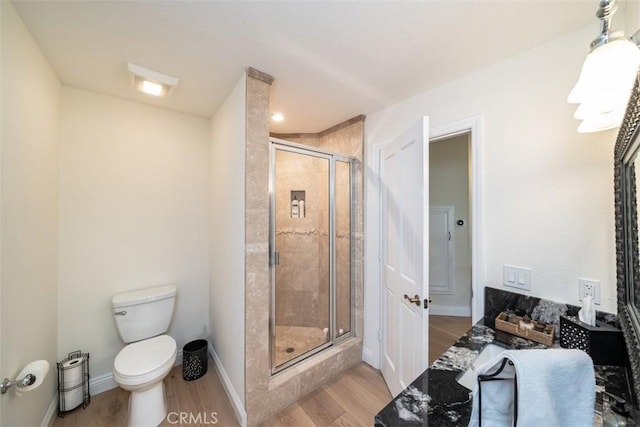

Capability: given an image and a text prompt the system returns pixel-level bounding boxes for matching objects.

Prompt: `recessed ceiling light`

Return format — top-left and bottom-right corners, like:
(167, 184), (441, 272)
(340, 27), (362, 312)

(127, 63), (179, 98)
(141, 80), (164, 97)
(271, 113), (284, 122)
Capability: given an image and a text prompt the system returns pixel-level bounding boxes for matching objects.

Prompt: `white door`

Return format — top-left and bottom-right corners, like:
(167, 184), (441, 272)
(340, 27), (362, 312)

(429, 206), (454, 295)
(380, 118), (429, 397)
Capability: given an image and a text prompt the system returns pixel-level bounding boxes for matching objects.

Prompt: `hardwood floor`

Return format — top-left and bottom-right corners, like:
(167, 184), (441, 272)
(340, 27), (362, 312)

(429, 315), (472, 365)
(262, 363), (391, 426)
(53, 359), (238, 427)
(53, 361), (391, 427)
(52, 318), (470, 427)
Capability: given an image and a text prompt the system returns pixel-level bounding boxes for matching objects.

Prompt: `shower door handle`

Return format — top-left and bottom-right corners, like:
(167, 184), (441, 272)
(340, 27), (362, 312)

(273, 251), (280, 266)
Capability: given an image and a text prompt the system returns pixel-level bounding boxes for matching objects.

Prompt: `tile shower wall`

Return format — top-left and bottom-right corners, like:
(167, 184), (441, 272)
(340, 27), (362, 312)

(274, 115), (364, 338)
(275, 151), (330, 329)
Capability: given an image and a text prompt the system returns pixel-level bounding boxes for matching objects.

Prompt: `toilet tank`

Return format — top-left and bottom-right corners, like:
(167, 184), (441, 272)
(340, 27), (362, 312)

(112, 285), (177, 343)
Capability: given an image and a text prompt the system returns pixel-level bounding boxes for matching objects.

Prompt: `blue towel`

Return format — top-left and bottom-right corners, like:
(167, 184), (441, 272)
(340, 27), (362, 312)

(468, 349), (595, 427)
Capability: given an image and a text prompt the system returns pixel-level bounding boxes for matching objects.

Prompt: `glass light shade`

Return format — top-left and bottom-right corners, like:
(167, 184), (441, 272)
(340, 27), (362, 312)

(573, 89), (629, 119)
(577, 109), (626, 133)
(569, 39), (640, 132)
(568, 39), (640, 104)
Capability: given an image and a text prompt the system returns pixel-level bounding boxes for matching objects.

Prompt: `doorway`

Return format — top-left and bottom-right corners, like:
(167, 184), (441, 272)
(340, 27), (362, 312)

(373, 115), (483, 388)
(428, 132), (472, 364)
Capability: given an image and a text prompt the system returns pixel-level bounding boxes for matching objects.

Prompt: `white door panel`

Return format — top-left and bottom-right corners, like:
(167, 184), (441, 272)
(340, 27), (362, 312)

(380, 118), (429, 397)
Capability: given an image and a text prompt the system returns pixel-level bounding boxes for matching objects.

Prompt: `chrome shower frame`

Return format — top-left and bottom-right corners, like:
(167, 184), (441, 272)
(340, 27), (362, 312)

(268, 137), (356, 374)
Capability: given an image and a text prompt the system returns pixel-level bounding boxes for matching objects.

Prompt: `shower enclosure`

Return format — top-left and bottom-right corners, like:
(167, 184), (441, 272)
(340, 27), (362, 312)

(269, 138), (355, 372)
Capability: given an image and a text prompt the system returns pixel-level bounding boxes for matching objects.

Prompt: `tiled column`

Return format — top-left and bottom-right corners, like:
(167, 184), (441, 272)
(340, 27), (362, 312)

(244, 67), (273, 426)
(244, 69), (365, 425)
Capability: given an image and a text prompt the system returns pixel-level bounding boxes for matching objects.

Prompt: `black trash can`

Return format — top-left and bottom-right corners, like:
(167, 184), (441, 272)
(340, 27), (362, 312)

(183, 339), (208, 381)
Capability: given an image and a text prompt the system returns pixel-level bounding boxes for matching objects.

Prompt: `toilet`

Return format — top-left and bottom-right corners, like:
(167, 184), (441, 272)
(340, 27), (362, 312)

(111, 285), (178, 427)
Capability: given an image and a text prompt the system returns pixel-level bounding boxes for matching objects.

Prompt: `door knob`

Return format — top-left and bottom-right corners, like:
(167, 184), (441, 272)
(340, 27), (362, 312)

(404, 294), (421, 306)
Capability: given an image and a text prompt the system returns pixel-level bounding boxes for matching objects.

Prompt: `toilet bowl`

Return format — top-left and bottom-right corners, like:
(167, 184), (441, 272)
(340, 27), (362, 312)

(113, 335), (177, 427)
(111, 285), (178, 427)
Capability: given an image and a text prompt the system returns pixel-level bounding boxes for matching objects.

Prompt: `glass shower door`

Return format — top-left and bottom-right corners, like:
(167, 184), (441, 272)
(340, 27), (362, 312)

(272, 148), (331, 368)
(335, 159), (352, 338)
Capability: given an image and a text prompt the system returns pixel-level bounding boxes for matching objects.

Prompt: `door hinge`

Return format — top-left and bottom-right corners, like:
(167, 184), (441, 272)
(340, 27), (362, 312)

(377, 330), (382, 342)
(448, 231), (451, 241)
(424, 298), (432, 309)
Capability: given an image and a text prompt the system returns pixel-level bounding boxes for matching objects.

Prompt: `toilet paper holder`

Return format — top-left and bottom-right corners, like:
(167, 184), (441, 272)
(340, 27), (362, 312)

(0, 373), (37, 394)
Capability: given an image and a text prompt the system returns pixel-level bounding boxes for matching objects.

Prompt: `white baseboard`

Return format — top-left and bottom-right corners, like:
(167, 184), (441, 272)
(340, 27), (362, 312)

(89, 371), (118, 395)
(42, 349), (185, 426)
(41, 394), (58, 427)
(208, 343), (247, 427)
(362, 346), (378, 369)
(430, 304), (471, 317)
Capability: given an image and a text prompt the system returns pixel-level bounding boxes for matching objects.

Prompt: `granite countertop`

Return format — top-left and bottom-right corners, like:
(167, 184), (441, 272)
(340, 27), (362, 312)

(374, 321), (630, 426)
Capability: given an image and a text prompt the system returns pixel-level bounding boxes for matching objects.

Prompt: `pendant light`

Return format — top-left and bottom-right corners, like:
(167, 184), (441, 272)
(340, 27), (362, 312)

(568, 0), (640, 133)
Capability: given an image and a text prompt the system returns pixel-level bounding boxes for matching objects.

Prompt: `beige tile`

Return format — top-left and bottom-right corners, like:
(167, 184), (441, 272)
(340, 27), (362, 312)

(245, 77), (366, 426)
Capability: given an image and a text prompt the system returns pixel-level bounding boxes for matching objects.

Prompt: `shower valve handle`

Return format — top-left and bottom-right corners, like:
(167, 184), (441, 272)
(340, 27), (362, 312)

(404, 294), (421, 306)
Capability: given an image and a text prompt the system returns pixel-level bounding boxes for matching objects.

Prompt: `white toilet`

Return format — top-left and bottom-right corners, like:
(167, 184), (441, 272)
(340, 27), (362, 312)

(111, 285), (178, 427)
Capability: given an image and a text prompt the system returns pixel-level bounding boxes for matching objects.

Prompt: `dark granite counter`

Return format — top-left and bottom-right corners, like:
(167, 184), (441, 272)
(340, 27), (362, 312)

(375, 287), (632, 426)
(374, 321), (631, 426)
(375, 289), (630, 427)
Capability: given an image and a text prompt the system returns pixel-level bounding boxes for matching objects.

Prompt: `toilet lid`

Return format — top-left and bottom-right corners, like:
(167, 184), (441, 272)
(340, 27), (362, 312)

(114, 335), (176, 378)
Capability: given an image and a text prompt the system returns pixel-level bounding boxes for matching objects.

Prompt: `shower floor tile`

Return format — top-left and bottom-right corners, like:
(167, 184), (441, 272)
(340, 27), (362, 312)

(274, 325), (327, 367)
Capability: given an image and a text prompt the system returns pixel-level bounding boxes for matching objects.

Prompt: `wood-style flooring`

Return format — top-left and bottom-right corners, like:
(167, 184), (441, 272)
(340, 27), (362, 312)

(54, 359), (237, 427)
(54, 317), (468, 427)
(429, 315), (472, 365)
(262, 362), (391, 426)
(53, 361), (390, 427)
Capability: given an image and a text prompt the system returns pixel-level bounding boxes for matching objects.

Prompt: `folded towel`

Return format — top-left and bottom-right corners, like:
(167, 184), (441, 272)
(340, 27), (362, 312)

(468, 349), (595, 427)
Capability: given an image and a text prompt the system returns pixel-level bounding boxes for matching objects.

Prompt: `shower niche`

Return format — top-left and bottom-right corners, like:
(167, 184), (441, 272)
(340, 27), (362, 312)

(270, 138), (354, 372)
(290, 191), (305, 218)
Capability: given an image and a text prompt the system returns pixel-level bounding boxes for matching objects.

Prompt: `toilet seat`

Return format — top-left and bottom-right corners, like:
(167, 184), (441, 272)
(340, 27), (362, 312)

(114, 335), (176, 386)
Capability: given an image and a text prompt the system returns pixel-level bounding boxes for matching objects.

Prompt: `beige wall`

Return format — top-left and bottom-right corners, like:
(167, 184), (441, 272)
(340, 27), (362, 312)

(209, 73), (246, 412)
(58, 87), (211, 378)
(1, 2), (61, 425)
(624, 0), (640, 36)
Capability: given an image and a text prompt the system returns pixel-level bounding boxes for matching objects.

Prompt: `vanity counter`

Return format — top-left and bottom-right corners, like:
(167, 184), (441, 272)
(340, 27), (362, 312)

(374, 321), (630, 426)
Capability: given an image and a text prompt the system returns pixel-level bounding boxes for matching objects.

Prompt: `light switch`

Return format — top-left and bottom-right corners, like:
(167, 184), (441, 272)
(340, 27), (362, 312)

(503, 264), (532, 291)
(517, 271), (526, 285)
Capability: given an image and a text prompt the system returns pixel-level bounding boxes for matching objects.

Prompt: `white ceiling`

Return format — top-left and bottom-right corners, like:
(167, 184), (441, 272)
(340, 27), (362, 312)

(13, 1), (599, 133)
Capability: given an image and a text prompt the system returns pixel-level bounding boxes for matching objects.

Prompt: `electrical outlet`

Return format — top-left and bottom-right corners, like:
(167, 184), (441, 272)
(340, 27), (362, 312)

(578, 278), (601, 305)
